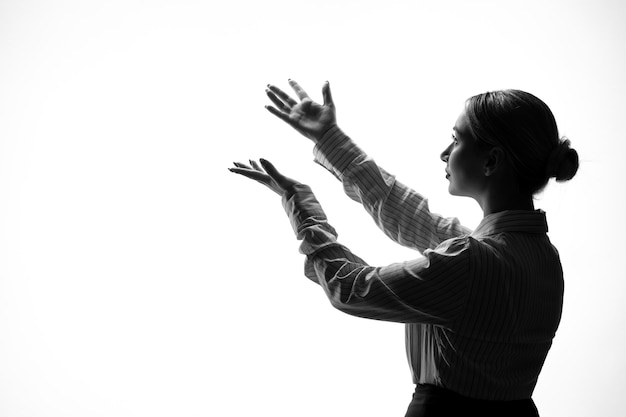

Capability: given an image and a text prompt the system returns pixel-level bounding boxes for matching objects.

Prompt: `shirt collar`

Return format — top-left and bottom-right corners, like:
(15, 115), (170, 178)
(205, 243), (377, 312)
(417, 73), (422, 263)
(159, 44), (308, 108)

(471, 210), (548, 238)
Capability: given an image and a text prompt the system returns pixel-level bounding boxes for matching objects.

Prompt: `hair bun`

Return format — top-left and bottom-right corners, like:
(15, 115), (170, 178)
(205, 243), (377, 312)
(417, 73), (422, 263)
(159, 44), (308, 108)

(546, 138), (579, 182)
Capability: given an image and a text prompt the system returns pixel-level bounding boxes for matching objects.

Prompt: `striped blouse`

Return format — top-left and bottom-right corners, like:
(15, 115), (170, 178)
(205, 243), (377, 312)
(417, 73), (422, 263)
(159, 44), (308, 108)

(280, 126), (564, 401)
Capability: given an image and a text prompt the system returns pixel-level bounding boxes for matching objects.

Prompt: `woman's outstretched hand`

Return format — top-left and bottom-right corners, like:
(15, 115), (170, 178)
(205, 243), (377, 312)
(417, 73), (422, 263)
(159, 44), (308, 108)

(265, 80), (337, 143)
(229, 159), (300, 196)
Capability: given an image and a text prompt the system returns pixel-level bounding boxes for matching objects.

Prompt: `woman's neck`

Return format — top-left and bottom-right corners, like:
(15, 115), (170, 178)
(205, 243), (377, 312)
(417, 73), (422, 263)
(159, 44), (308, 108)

(477, 183), (535, 216)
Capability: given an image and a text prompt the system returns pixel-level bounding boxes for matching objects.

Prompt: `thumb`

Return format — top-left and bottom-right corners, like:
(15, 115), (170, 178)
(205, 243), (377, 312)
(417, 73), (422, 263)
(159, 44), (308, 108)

(259, 158), (285, 182)
(322, 81), (334, 107)
(260, 158), (298, 190)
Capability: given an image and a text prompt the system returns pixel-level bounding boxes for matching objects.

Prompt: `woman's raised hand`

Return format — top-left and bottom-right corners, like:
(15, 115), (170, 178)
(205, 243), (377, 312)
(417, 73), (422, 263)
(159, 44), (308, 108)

(265, 80), (337, 143)
(229, 159), (300, 196)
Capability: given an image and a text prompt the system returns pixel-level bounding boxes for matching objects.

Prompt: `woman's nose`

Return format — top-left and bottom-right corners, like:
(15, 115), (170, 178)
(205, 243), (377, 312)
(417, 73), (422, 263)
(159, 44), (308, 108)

(440, 144), (451, 162)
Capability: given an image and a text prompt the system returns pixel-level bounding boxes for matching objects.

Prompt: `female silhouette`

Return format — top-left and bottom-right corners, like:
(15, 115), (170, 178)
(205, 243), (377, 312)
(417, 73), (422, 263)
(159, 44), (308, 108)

(230, 80), (579, 416)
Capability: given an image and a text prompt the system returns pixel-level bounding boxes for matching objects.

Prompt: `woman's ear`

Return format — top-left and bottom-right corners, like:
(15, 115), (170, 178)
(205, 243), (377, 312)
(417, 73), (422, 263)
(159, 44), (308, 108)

(483, 147), (505, 177)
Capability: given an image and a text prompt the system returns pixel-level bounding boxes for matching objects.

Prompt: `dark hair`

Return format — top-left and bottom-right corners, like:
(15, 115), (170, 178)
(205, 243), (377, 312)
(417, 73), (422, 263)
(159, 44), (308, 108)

(465, 90), (579, 194)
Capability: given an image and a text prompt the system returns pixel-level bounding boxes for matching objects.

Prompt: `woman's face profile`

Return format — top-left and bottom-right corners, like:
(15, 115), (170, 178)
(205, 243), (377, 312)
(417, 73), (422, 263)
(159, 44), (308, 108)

(441, 110), (490, 198)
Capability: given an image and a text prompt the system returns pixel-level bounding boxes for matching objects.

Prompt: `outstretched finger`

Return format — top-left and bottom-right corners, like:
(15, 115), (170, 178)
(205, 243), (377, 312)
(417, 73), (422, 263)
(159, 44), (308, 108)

(288, 79), (310, 101)
(265, 105), (296, 126)
(229, 166), (271, 184)
(267, 84), (298, 107)
(322, 81), (334, 107)
(233, 161), (251, 169)
(266, 89), (290, 112)
(249, 160), (264, 172)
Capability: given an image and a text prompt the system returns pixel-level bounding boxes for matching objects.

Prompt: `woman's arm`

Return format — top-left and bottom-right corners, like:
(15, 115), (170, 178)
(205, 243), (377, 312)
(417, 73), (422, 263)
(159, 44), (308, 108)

(230, 160), (470, 324)
(265, 80), (471, 252)
(282, 183), (471, 324)
(313, 125), (471, 253)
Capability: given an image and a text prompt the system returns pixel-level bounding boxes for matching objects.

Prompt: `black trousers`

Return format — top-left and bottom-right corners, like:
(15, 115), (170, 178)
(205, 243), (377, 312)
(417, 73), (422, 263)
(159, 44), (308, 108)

(404, 384), (539, 417)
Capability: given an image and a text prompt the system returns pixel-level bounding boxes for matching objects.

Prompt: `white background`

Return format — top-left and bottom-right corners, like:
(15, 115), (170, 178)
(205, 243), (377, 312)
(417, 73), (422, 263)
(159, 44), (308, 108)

(1, 0), (624, 416)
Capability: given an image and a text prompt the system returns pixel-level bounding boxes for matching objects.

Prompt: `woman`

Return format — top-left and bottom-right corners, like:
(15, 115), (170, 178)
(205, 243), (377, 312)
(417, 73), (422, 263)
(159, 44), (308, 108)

(229, 80), (578, 416)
